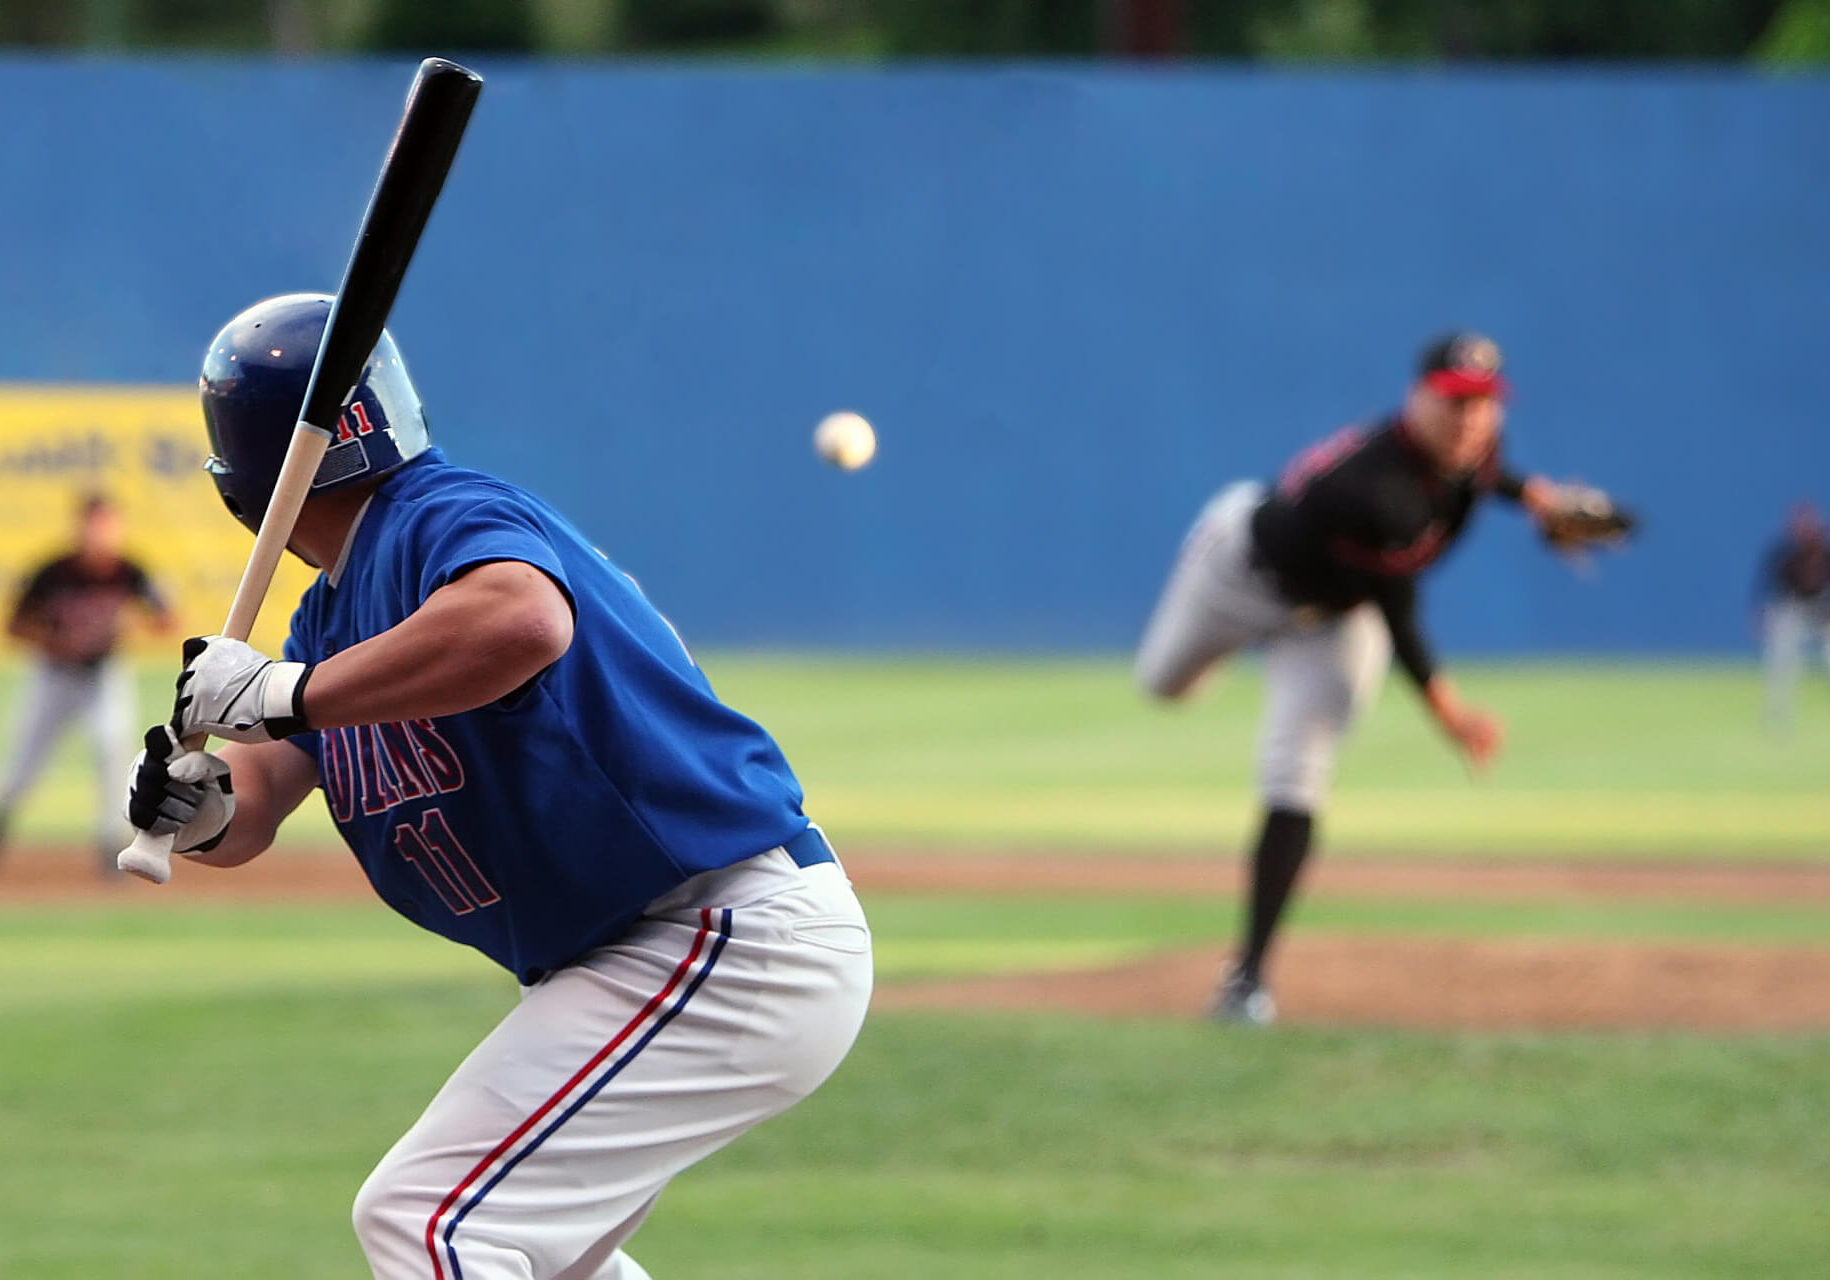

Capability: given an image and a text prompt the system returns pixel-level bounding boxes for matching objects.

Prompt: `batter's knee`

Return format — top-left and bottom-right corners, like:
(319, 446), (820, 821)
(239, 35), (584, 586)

(355, 1156), (536, 1279)
(352, 1160), (434, 1277)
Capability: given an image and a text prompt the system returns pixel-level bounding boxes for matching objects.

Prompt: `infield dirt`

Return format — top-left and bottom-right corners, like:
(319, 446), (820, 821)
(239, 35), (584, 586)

(5, 845), (1826, 1032)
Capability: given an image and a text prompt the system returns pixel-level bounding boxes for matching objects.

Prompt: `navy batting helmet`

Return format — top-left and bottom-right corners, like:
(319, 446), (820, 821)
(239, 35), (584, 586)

(200, 293), (431, 533)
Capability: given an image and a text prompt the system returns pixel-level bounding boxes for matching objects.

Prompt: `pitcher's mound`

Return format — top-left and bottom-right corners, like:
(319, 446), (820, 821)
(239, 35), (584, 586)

(879, 936), (1830, 1032)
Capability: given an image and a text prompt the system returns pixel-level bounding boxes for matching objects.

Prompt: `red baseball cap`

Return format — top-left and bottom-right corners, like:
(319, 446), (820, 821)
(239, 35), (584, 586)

(1418, 332), (1509, 399)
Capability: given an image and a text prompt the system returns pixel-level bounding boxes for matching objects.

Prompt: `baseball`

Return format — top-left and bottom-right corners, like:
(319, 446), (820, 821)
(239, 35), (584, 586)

(813, 411), (876, 471)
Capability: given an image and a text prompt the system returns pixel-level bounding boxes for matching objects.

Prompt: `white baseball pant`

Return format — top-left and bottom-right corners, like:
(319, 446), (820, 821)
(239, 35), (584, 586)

(1761, 598), (1830, 733)
(351, 845), (872, 1279)
(0, 655), (134, 848)
(1134, 481), (1391, 811)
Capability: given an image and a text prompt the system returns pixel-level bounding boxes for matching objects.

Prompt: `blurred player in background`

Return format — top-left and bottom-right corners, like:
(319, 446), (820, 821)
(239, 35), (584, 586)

(1135, 333), (1629, 1025)
(1754, 500), (1830, 736)
(124, 293), (872, 1278)
(0, 492), (171, 871)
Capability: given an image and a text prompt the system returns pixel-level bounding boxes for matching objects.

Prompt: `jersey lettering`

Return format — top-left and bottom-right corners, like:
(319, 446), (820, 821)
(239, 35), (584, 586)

(321, 726), (356, 823)
(393, 808), (500, 915)
(320, 719), (466, 823)
(400, 718), (466, 792)
(374, 721), (431, 801)
(1328, 524), (1449, 576)
(358, 724), (407, 815)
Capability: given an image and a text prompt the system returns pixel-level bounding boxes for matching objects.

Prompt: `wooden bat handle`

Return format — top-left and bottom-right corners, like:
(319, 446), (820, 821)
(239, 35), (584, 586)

(119, 57), (480, 886)
(118, 424), (334, 884)
(118, 829), (178, 884)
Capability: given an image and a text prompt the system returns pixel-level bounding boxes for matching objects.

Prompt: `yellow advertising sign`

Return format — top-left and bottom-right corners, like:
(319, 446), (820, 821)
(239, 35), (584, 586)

(0, 384), (320, 658)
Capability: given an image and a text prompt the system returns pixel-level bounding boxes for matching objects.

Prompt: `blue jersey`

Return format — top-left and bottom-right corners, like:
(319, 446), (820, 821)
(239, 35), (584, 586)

(282, 450), (811, 983)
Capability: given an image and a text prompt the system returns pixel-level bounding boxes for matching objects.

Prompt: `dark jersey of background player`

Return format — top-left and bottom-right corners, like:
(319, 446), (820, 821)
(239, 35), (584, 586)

(10, 554), (164, 668)
(1756, 502), (1830, 610)
(1, 493), (171, 867)
(8, 495), (169, 669)
(1251, 417), (1529, 690)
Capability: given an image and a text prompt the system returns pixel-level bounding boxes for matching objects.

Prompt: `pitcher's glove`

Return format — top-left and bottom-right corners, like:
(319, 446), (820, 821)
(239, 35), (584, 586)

(1536, 484), (1638, 551)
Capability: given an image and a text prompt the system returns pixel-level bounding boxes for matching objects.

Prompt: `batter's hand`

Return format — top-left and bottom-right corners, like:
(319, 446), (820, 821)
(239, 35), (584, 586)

(171, 635), (314, 744)
(124, 725), (235, 853)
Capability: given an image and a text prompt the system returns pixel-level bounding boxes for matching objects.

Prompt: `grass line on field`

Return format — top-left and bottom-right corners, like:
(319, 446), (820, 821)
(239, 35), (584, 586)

(1, 891), (1820, 1003)
(801, 783), (1830, 856)
(4, 656), (1829, 857)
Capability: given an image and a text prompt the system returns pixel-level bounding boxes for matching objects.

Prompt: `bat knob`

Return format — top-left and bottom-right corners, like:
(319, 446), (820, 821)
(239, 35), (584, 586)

(118, 831), (175, 885)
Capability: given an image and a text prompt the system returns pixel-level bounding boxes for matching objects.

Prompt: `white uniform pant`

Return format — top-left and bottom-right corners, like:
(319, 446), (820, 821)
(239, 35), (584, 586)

(1761, 599), (1830, 732)
(0, 656), (133, 848)
(352, 847), (873, 1280)
(1134, 481), (1392, 812)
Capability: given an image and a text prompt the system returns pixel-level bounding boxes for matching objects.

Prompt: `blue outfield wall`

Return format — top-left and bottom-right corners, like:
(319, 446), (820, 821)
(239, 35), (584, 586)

(1, 59), (1825, 654)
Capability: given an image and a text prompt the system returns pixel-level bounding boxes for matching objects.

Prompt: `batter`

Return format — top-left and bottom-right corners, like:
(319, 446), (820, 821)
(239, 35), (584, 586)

(125, 293), (872, 1278)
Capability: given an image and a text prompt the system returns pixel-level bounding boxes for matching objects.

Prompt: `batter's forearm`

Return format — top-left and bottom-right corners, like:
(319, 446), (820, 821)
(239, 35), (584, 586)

(301, 560), (573, 729)
(184, 826), (271, 868)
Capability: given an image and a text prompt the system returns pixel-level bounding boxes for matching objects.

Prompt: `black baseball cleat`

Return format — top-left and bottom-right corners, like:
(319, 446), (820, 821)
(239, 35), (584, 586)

(1210, 968), (1277, 1026)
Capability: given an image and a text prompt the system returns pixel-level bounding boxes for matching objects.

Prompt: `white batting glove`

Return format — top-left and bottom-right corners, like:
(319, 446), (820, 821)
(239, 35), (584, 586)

(124, 725), (236, 854)
(171, 635), (314, 744)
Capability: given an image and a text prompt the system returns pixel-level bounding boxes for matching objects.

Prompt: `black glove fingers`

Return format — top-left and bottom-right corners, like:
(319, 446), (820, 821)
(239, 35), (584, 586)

(127, 765), (176, 832)
(127, 746), (209, 833)
(156, 793), (199, 828)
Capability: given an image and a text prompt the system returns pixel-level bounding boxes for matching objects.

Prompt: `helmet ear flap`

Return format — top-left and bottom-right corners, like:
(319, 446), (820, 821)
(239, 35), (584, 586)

(200, 293), (430, 533)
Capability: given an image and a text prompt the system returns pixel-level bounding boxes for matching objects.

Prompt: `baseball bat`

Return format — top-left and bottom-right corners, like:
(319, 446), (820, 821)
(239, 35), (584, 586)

(119, 57), (484, 884)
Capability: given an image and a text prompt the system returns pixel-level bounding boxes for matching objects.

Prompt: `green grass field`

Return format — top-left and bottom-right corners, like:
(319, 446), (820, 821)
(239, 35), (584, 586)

(0, 656), (1826, 1276)
(6, 655), (1830, 857)
(715, 655), (1830, 857)
(0, 904), (1824, 1278)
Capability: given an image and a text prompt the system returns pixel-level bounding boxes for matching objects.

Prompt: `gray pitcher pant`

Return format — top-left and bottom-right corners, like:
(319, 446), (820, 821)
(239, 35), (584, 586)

(1761, 599), (1830, 731)
(0, 656), (134, 848)
(1134, 481), (1391, 812)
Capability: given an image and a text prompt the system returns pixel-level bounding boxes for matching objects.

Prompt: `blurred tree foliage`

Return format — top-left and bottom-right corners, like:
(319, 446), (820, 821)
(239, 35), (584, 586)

(617, 0), (780, 49)
(1757, 0), (1830, 62)
(363, 0), (537, 52)
(0, 0), (1823, 60)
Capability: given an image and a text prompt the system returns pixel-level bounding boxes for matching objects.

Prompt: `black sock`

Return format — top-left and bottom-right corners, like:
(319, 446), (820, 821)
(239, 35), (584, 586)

(1237, 807), (1315, 983)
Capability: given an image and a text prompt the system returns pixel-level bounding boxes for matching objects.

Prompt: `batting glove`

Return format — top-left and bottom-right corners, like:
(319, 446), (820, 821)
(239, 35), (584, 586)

(172, 635), (314, 744)
(124, 725), (235, 854)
